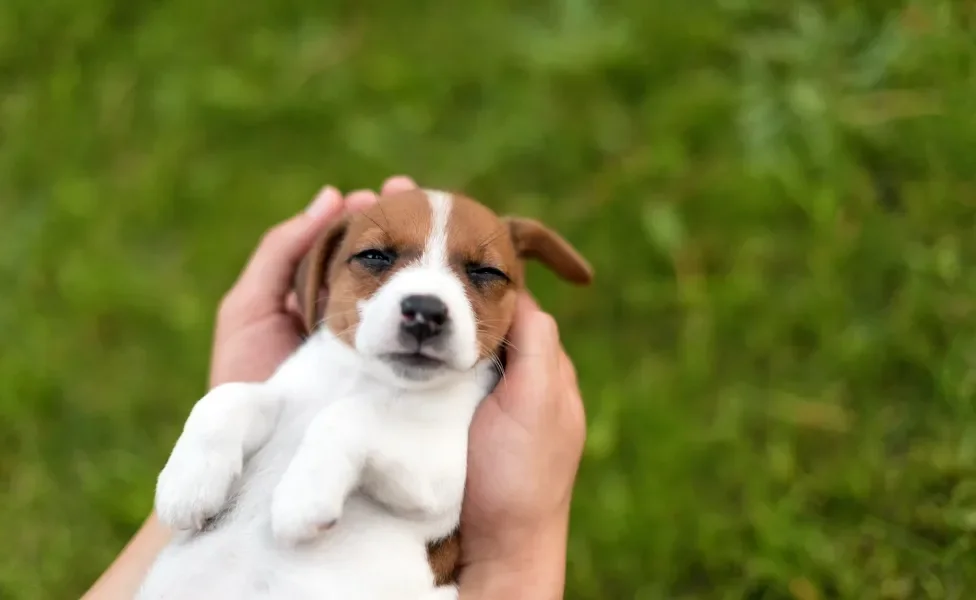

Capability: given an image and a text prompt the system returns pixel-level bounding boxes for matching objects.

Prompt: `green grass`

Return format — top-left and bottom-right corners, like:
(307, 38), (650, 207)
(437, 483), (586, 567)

(2, 1), (976, 598)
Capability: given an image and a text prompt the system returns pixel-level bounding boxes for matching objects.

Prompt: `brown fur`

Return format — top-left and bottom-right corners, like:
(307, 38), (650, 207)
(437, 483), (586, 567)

(443, 195), (523, 363)
(313, 193), (434, 343)
(292, 188), (592, 586)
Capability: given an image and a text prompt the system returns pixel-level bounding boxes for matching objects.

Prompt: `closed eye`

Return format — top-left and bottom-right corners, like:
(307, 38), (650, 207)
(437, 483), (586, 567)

(466, 264), (510, 286)
(351, 248), (396, 271)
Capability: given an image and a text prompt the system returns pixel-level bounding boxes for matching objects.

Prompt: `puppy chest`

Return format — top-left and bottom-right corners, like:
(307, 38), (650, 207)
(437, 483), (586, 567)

(364, 420), (468, 500)
(233, 406), (322, 503)
(370, 414), (468, 468)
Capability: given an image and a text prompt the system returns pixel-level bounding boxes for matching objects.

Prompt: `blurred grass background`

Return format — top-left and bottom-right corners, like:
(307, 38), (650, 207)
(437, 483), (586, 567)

(2, 1), (976, 598)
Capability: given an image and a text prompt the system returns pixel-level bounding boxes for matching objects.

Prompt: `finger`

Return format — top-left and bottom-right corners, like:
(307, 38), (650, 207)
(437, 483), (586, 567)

(489, 293), (562, 419)
(558, 349), (587, 451)
(558, 349), (578, 389)
(505, 292), (562, 377)
(284, 291), (301, 316)
(234, 186), (343, 302)
(381, 175), (417, 195)
(345, 189), (379, 213)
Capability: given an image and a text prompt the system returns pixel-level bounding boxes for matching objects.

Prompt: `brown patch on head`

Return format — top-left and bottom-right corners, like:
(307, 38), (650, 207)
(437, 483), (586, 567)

(294, 190), (434, 343)
(440, 194), (521, 362)
(443, 192), (594, 361)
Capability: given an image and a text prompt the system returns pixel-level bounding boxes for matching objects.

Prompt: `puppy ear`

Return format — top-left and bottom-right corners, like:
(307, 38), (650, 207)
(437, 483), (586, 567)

(505, 217), (593, 285)
(293, 219), (349, 333)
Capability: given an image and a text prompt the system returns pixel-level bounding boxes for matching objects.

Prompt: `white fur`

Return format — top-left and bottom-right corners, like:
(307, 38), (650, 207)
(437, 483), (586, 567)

(137, 190), (497, 600)
(420, 190), (452, 268)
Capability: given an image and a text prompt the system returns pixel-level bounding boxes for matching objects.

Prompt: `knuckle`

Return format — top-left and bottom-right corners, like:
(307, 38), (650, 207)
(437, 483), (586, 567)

(567, 395), (587, 448)
(555, 354), (587, 449)
(565, 362), (579, 388)
(574, 418), (587, 452)
(259, 214), (306, 253)
(561, 352), (578, 381)
(259, 222), (290, 248)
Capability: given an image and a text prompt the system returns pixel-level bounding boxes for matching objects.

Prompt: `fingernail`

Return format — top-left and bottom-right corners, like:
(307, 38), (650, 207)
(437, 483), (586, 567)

(306, 186), (341, 218)
(382, 175), (417, 195)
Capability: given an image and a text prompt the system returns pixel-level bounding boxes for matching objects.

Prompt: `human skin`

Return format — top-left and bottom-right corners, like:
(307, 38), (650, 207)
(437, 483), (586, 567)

(82, 176), (586, 600)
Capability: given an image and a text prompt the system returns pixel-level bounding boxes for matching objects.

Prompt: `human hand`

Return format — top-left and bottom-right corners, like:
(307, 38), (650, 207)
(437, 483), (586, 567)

(207, 177), (416, 388)
(458, 294), (587, 600)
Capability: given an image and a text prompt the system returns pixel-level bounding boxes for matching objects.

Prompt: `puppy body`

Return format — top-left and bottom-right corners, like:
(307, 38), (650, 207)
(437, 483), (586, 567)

(136, 189), (592, 600)
(137, 328), (493, 600)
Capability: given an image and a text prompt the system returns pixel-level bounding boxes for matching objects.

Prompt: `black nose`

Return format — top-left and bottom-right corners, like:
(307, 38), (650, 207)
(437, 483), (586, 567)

(400, 295), (448, 343)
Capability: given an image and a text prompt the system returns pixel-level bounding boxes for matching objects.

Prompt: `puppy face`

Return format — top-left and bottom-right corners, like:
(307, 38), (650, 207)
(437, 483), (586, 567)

(296, 189), (592, 386)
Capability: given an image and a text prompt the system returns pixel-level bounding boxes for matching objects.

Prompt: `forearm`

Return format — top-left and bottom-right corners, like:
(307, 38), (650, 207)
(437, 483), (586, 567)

(81, 513), (171, 600)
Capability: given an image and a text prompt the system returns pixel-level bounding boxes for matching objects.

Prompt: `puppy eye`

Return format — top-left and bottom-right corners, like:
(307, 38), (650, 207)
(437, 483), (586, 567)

(466, 264), (509, 285)
(352, 248), (396, 271)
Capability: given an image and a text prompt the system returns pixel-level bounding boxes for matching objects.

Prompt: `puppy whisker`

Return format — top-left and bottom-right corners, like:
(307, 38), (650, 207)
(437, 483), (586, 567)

(476, 331), (519, 354)
(376, 198), (393, 233)
(476, 225), (508, 253)
(361, 212), (392, 239)
(479, 345), (509, 390)
(311, 309), (359, 331)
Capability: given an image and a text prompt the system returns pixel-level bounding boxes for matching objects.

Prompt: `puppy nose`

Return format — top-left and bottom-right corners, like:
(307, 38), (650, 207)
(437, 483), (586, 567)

(400, 295), (448, 343)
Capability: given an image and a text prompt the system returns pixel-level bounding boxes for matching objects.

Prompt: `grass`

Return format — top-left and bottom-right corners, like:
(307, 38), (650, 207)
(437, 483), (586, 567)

(2, 1), (976, 598)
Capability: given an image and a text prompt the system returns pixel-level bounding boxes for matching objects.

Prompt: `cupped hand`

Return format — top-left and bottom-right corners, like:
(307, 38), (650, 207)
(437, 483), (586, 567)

(458, 294), (586, 599)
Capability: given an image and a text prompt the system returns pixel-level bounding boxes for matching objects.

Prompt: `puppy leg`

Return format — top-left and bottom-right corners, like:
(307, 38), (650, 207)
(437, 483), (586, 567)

(155, 382), (280, 531)
(271, 399), (366, 544)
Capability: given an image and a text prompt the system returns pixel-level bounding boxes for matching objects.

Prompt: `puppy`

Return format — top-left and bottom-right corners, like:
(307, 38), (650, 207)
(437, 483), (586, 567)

(136, 189), (592, 600)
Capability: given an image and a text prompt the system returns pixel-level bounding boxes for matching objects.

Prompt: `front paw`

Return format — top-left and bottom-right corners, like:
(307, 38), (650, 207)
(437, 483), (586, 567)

(155, 439), (242, 531)
(270, 467), (345, 545)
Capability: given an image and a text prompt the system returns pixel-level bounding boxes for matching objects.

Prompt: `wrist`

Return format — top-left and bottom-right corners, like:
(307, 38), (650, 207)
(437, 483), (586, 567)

(458, 513), (569, 600)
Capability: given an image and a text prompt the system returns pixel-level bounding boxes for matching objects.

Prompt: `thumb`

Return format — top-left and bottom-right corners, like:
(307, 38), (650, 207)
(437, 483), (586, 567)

(235, 186), (344, 300)
(500, 292), (561, 389)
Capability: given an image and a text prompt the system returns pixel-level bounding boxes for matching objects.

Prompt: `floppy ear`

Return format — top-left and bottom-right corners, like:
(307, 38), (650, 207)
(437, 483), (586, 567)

(293, 219), (349, 333)
(504, 217), (593, 285)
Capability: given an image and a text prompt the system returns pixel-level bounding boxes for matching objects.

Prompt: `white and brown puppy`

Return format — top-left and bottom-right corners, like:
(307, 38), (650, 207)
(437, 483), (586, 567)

(136, 189), (592, 600)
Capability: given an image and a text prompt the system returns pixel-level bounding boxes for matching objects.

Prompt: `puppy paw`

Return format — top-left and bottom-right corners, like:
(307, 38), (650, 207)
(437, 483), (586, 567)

(270, 468), (344, 545)
(155, 438), (242, 531)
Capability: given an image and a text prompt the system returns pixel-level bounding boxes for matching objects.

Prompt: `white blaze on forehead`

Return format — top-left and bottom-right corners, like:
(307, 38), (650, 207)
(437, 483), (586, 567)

(420, 189), (453, 268)
(354, 188), (481, 373)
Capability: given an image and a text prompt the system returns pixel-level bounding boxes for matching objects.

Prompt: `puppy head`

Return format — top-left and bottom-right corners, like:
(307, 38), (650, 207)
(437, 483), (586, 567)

(295, 189), (592, 386)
